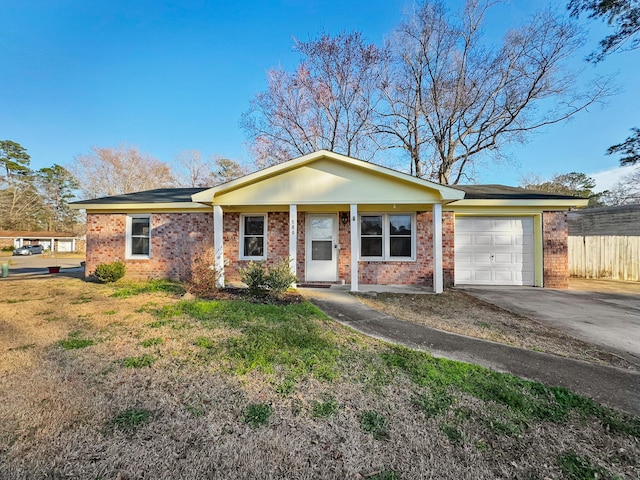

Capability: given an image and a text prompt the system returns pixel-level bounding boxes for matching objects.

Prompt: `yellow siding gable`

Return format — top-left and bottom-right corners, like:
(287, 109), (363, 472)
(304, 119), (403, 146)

(211, 158), (446, 206)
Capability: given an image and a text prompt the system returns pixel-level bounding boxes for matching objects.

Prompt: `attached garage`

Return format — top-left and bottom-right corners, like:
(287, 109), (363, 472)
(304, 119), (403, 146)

(454, 217), (534, 285)
(57, 239), (74, 252)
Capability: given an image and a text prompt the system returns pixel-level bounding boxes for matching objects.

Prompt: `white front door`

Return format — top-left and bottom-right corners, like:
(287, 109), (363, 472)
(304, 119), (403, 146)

(306, 214), (338, 282)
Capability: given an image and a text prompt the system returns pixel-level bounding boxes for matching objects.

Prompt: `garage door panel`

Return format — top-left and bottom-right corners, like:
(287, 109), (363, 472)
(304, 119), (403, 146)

(454, 217), (534, 286)
(473, 235), (492, 246)
(494, 235), (514, 246)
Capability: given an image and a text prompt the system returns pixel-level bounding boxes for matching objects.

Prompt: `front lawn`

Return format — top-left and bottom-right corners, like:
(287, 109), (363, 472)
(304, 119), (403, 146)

(0, 277), (638, 479)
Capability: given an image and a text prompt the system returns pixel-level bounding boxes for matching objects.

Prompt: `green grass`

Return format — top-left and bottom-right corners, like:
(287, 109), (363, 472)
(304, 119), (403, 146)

(311, 398), (339, 418)
(155, 300), (343, 387)
(8, 343), (37, 351)
(381, 345), (640, 437)
(367, 471), (398, 480)
(359, 410), (389, 440)
(140, 337), (164, 347)
(122, 354), (156, 368)
(103, 310), (117, 315)
(70, 295), (93, 304)
(413, 387), (454, 417)
(440, 423), (463, 444)
(107, 408), (153, 433)
(57, 331), (94, 350)
(242, 403), (272, 428)
(557, 451), (612, 480)
(110, 280), (185, 298)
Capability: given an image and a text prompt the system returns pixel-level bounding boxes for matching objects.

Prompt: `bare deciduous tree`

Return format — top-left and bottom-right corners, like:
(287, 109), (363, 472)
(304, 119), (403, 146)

(71, 146), (174, 199)
(0, 178), (41, 230)
(241, 31), (386, 167)
(602, 166), (640, 205)
(173, 150), (214, 187)
(172, 151), (249, 187)
(381, 0), (610, 184)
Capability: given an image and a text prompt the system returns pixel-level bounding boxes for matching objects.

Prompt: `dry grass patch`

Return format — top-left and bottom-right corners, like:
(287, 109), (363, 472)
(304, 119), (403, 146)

(0, 276), (638, 479)
(358, 290), (638, 369)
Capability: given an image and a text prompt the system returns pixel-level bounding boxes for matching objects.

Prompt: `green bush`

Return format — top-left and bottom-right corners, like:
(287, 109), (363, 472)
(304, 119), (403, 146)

(1, 245), (15, 252)
(94, 261), (126, 283)
(239, 257), (297, 299)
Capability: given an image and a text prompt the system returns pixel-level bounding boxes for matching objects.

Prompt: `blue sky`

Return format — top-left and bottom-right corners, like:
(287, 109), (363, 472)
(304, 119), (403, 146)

(1, 0), (638, 191)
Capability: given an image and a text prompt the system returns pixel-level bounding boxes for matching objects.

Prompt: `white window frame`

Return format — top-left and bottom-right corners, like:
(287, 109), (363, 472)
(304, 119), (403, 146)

(359, 213), (416, 261)
(126, 214), (151, 260)
(240, 213), (267, 260)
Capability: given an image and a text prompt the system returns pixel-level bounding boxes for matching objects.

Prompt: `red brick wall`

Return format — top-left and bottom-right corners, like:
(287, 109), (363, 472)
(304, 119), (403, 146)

(338, 212), (351, 283)
(442, 211), (455, 287)
(358, 211), (433, 285)
(86, 213), (213, 281)
(225, 212), (291, 283)
(543, 211), (569, 288)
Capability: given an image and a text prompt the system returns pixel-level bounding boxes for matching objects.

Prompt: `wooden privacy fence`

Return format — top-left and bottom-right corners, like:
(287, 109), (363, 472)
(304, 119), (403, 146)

(568, 236), (640, 281)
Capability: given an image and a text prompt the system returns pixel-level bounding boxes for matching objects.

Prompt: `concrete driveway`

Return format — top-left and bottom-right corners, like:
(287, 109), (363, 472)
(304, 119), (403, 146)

(459, 278), (640, 366)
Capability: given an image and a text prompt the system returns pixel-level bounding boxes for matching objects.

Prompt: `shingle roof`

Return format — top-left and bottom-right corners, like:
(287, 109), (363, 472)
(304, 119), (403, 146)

(455, 184), (579, 200)
(71, 188), (209, 205)
(70, 184), (580, 206)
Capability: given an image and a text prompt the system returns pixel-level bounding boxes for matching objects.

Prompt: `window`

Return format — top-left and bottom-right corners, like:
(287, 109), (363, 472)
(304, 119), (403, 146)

(360, 213), (415, 260)
(241, 214), (266, 259)
(126, 215), (151, 259)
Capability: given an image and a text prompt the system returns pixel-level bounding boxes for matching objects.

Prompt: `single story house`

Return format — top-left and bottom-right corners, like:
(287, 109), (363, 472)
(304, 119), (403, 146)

(0, 231), (85, 252)
(71, 150), (587, 292)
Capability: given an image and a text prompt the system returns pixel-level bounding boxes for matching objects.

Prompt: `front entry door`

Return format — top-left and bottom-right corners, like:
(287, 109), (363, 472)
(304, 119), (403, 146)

(306, 214), (338, 282)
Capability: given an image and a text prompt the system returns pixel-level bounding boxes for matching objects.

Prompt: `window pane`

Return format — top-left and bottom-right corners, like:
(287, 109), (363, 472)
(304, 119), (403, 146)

(361, 216), (382, 235)
(311, 218), (333, 240)
(361, 237), (383, 257)
(244, 236), (264, 257)
(132, 237), (150, 255)
(312, 240), (332, 260)
(132, 217), (150, 236)
(389, 215), (411, 235)
(390, 237), (411, 257)
(244, 216), (264, 235)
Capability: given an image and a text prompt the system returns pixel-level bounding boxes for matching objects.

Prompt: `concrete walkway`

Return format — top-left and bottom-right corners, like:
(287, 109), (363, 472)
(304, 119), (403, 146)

(302, 286), (640, 416)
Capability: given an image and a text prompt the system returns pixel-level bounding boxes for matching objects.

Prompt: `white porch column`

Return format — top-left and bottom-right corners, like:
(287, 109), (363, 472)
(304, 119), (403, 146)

(213, 205), (225, 288)
(289, 204), (297, 282)
(350, 204), (359, 292)
(432, 203), (443, 294)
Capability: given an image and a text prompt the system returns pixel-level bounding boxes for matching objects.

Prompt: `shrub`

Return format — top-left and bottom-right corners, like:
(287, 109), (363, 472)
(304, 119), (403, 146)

(1, 245), (15, 252)
(184, 248), (221, 299)
(94, 261), (126, 283)
(239, 257), (297, 299)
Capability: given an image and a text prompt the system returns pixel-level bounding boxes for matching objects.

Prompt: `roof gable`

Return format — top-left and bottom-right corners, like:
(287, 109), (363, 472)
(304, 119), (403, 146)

(192, 150), (464, 205)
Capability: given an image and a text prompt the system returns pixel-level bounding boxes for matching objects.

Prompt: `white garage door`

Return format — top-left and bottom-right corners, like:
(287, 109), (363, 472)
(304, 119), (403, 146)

(455, 217), (534, 286)
(57, 240), (73, 252)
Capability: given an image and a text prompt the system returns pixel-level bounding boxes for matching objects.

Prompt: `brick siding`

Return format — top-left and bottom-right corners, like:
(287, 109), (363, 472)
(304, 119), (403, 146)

(543, 211), (569, 288)
(86, 209), (570, 288)
(358, 211), (434, 286)
(442, 211), (455, 287)
(85, 213), (212, 281)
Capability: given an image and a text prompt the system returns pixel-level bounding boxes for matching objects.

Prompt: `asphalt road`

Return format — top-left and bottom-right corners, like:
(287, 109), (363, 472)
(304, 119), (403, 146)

(1, 254), (85, 276)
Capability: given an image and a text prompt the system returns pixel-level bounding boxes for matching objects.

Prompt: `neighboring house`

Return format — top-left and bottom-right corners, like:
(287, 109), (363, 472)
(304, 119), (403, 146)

(71, 150), (586, 291)
(568, 204), (640, 281)
(0, 231), (85, 253)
